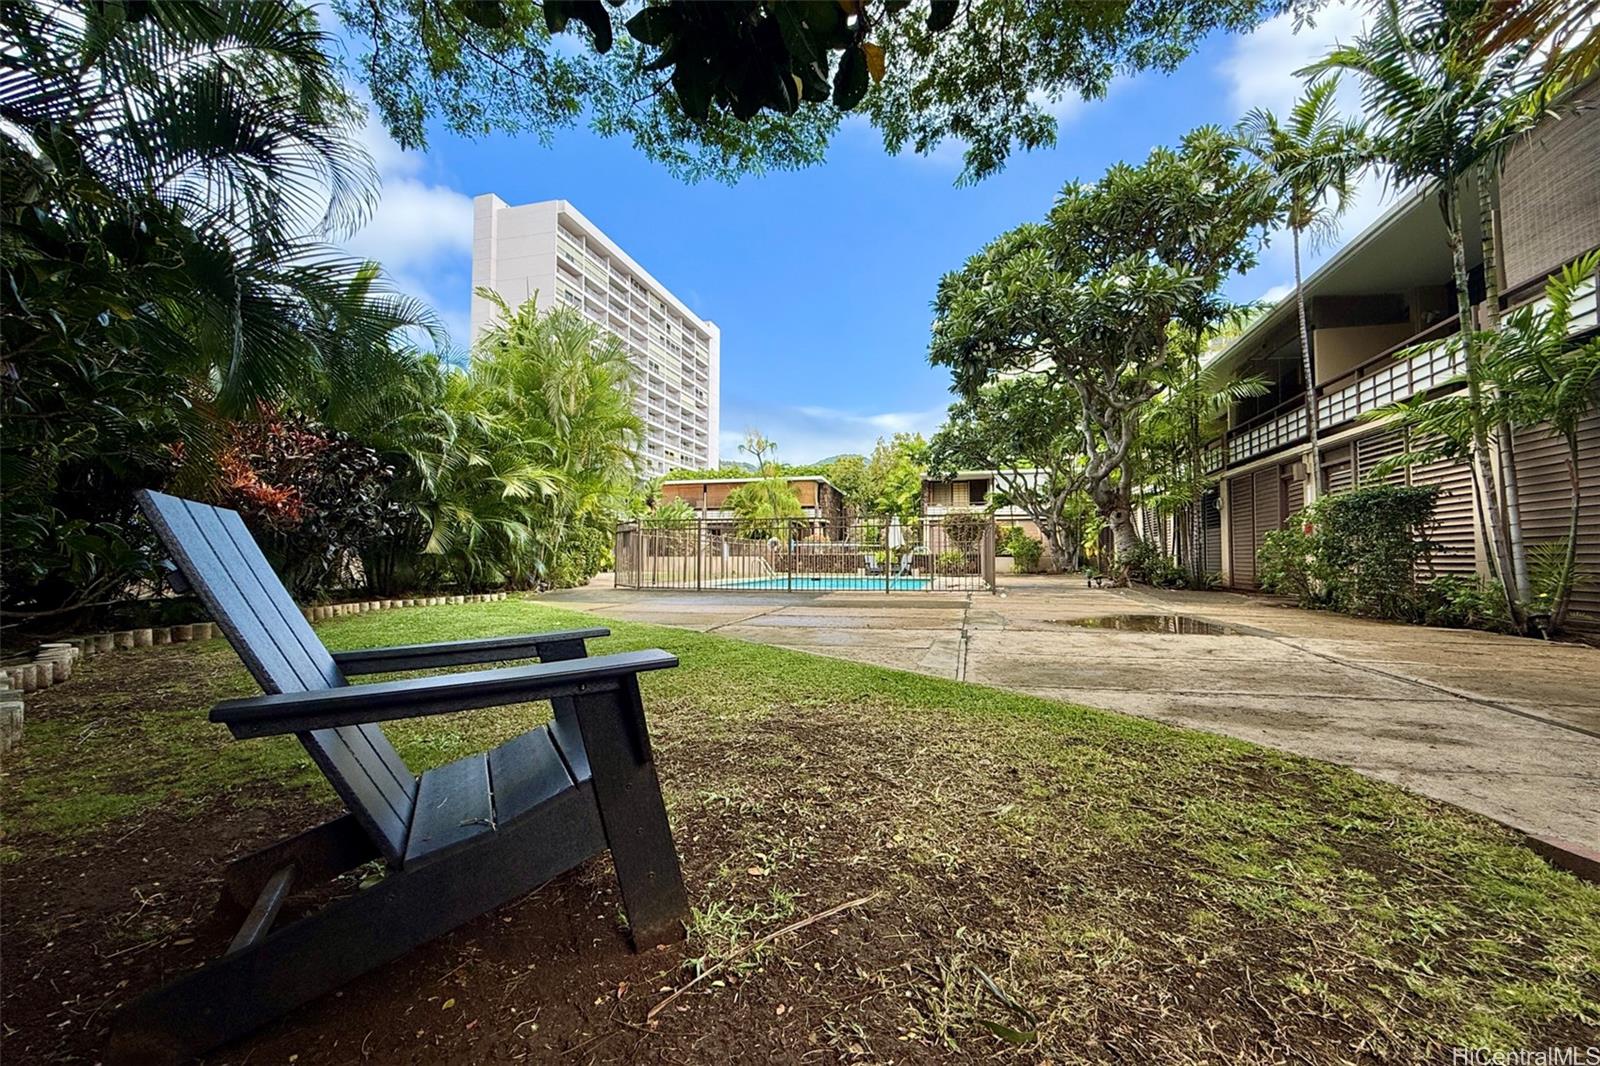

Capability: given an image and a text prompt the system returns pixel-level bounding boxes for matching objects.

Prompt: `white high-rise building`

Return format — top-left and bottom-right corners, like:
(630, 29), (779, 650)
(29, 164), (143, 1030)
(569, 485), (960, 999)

(470, 196), (720, 474)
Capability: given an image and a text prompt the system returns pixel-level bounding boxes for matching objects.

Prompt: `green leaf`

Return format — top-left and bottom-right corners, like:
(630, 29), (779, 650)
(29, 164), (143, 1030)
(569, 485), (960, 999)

(832, 44), (868, 110)
(453, 1), (507, 30)
(572, 1), (613, 52)
(673, 61), (714, 122)
(545, 0), (613, 51)
(625, 5), (676, 47)
(927, 0), (959, 32)
(978, 1019), (1037, 1045)
(543, 0), (571, 34)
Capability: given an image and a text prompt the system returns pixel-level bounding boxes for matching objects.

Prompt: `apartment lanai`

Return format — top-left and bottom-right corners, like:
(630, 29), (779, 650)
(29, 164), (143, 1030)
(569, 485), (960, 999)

(1205, 75), (1599, 631)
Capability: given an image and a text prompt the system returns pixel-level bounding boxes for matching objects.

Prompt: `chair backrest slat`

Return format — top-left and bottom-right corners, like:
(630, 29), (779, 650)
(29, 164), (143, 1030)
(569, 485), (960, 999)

(138, 490), (416, 863)
(214, 508), (345, 689)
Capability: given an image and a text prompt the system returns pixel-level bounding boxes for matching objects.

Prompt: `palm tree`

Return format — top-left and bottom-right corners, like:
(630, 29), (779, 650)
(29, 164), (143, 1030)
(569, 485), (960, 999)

(1141, 314), (1269, 583)
(1235, 79), (1366, 472)
(1, 0), (435, 616)
(1308, 0), (1567, 628)
(409, 292), (643, 590)
(1475, 0), (1600, 83)
(1371, 251), (1600, 633)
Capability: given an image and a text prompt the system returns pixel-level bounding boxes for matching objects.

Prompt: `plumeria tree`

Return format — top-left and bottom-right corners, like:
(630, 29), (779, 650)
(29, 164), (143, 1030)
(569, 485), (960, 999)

(930, 127), (1275, 562)
(341, 0), (1285, 184)
(927, 375), (1088, 569)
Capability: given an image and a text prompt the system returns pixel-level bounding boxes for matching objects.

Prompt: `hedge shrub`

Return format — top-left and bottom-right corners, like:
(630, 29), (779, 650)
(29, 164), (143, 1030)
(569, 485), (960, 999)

(1260, 484), (1441, 620)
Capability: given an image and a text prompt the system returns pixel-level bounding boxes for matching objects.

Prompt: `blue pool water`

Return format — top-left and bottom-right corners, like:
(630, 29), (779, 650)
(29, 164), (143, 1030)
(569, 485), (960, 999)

(720, 576), (931, 591)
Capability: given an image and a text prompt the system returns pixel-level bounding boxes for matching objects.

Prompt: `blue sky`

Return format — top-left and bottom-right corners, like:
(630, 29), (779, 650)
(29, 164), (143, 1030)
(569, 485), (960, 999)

(340, 2), (1392, 464)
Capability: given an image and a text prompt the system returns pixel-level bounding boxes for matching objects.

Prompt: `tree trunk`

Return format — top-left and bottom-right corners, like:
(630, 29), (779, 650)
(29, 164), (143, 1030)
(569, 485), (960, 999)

(1107, 498), (1140, 562)
(1478, 162), (1531, 603)
(1043, 520), (1075, 573)
(1552, 431), (1582, 633)
(1445, 188), (1524, 631)
(1293, 228), (1320, 494)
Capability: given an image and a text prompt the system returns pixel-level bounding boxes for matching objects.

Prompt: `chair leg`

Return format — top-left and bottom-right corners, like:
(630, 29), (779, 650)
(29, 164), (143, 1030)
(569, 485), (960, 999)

(572, 679), (690, 948)
(222, 812), (377, 909)
(108, 788), (607, 1066)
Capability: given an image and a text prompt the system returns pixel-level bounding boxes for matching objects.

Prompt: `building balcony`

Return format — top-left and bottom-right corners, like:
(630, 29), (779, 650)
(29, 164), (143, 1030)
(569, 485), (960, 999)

(1225, 400), (1309, 467)
(1315, 317), (1463, 433)
(1207, 317), (1476, 472)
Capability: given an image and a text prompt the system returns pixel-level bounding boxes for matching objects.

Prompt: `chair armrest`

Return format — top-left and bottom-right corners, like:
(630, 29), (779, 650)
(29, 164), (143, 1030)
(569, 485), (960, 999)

(212, 649), (677, 738)
(331, 627), (610, 675)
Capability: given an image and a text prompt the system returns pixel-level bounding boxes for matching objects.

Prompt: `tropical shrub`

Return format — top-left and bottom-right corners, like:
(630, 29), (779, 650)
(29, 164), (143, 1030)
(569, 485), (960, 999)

(1008, 533), (1045, 573)
(935, 548), (969, 573)
(1261, 485), (1441, 620)
(1117, 539), (1188, 588)
(406, 295), (642, 590)
(646, 498), (696, 525)
(1258, 520), (1323, 607)
(726, 478), (804, 539)
(941, 509), (988, 550)
(0, 1), (435, 621)
(214, 412), (397, 598)
(1420, 575), (1512, 632)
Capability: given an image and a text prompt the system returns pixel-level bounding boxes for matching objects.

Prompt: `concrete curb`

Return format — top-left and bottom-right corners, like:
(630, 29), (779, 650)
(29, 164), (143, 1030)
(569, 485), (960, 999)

(1522, 834), (1600, 886)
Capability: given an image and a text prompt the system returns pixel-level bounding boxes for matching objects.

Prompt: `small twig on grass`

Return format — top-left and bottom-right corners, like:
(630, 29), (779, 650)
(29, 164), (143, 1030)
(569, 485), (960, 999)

(646, 893), (880, 1022)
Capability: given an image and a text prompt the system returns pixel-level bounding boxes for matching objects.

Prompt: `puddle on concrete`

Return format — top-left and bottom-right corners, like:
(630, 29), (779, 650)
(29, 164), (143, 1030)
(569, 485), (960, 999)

(1047, 614), (1252, 636)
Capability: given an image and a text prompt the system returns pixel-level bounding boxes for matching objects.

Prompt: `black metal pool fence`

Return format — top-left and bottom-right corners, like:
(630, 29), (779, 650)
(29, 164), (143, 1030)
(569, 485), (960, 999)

(614, 515), (996, 593)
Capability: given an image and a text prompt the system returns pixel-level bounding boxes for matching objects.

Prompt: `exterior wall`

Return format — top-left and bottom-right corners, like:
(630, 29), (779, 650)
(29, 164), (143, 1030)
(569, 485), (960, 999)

(1499, 77), (1600, 291)
(471, 196), (719, 475)
(1312, 322), (1417, 384)
(1513, 411), (1600, 632)
(923, 474), (996, 511)
(1221, 452), (1310, 588)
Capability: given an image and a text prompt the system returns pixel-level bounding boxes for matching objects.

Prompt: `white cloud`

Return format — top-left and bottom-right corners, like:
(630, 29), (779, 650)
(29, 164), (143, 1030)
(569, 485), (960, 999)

(339, 94), (475, 350)
(1257, 281), (1295, 305)
(1219, 1), (1367, 118)
(718, 403), (947, 464)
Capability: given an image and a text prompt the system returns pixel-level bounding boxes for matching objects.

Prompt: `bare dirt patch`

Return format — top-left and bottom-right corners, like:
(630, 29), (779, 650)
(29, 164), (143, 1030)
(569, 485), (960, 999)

(3, 606), (1597, 1064)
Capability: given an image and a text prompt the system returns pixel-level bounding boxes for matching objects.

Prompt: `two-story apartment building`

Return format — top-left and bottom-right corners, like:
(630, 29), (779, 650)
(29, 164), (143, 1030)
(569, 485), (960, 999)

(656, 476), (848, 538)
(1205, 76), (1599, 630)
(922, 471), (1042, 537)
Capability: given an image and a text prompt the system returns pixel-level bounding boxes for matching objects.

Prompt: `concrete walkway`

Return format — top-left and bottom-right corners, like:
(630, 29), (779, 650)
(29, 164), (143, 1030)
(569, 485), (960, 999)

(541, 574), (1600, 855)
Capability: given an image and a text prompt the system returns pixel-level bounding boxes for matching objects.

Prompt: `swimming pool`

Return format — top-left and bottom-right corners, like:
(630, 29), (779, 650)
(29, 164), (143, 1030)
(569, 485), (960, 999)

(719, 576), (932, 591)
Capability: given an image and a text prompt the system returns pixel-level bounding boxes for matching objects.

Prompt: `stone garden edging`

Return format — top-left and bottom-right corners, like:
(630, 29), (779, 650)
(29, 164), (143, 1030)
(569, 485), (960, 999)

(0, 591), (512, 754)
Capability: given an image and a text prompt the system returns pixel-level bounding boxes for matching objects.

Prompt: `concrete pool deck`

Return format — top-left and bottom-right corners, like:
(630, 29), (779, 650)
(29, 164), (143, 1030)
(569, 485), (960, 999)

(541, 574), (1600, 859)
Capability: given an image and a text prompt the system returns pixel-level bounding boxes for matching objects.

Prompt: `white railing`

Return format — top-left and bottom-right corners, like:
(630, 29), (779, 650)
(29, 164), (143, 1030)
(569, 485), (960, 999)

(1226, 404), (1308, 465)
(1522, 269), (1598, 334)
(1317, 340), (1465, 431)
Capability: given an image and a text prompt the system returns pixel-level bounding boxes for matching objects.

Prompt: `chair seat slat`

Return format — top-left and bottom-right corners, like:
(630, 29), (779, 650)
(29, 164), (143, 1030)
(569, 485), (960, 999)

(487, 727), (576, 828)
(404, 753), (494, 867)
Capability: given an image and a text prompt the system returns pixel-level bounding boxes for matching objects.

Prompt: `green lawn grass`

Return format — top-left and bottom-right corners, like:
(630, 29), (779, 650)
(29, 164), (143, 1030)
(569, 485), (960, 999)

(5, 597), (1598, 1057)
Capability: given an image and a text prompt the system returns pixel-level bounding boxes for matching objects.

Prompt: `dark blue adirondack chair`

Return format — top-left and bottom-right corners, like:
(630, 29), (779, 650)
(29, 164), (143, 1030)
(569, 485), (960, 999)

(110, 491), (688, 1064)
